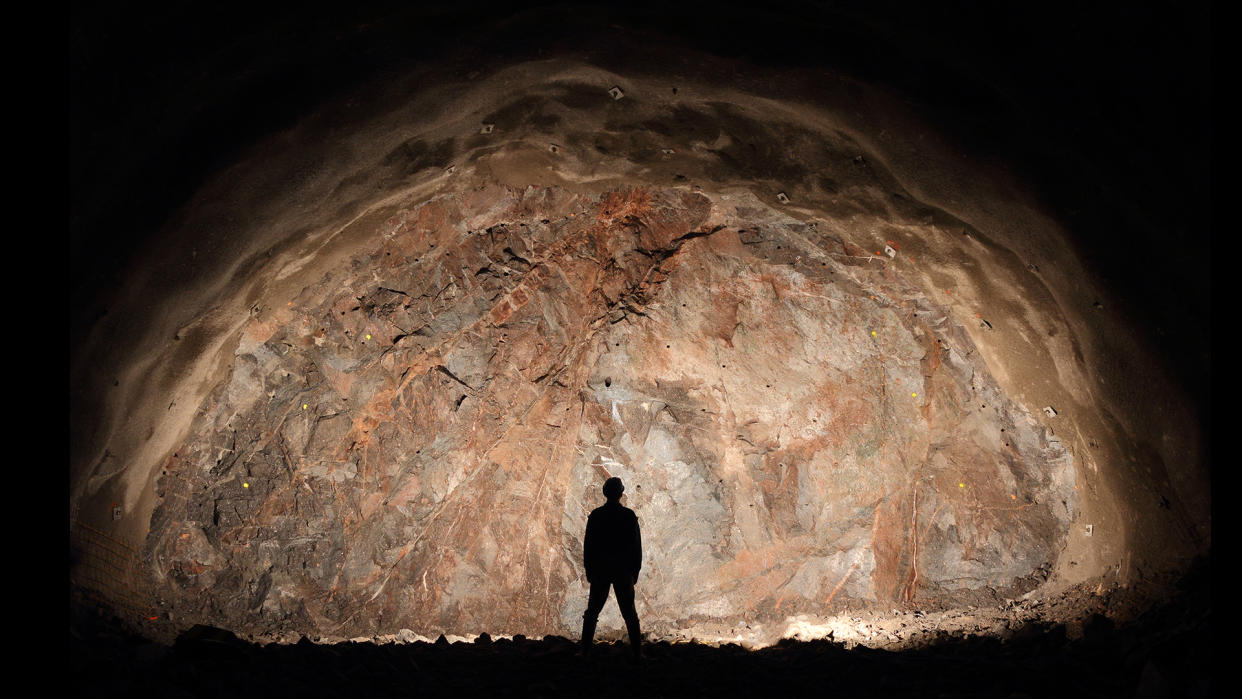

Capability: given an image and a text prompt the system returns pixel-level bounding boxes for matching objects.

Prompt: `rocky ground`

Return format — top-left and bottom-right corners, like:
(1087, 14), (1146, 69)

(72, 556), (1209, 698)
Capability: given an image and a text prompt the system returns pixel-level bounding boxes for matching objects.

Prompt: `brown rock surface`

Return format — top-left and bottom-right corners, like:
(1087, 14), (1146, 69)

(143, 183), (1075, 639)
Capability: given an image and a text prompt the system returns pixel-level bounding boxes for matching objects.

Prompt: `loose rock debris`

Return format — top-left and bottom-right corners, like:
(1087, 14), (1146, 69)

(73, 558), (1211, 699)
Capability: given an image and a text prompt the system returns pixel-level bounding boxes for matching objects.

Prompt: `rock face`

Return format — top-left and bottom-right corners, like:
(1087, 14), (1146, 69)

(145, 184), (1075, 639)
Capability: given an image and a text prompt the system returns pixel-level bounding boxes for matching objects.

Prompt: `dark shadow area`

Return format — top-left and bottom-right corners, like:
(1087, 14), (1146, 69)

(71, 557), (1209, 698)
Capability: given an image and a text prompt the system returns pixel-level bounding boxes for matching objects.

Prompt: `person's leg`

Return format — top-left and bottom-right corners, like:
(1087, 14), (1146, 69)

(613, 577), (642, 657)
(580, 579), (610, 653)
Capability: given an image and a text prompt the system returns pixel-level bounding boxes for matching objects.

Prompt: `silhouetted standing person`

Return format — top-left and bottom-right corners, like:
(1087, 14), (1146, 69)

(581, 477), (642, 659)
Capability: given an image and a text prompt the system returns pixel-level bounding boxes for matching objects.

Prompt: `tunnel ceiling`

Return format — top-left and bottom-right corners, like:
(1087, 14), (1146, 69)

(70, 2), (1211, 642)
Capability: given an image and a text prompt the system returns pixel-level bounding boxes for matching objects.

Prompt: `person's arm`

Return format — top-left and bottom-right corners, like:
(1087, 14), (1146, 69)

(583, 513), (596, 584)
(631, 512), (642, 583)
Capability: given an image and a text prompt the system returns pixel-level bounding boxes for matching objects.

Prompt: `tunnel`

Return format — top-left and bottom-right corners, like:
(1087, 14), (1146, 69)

(70, 2), (1211, 696)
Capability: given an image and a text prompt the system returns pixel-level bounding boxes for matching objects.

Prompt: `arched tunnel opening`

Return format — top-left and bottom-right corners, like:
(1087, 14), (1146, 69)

(70, 2), (1211, 696)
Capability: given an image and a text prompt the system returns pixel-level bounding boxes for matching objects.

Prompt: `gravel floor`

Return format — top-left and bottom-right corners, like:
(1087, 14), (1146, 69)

(72, 559), (1209, 698)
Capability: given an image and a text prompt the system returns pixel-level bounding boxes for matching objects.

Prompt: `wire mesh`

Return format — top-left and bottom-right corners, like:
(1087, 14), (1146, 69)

(70, 520), (153, 621)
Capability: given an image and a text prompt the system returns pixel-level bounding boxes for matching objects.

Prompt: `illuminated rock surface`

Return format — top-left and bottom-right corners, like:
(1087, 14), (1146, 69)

(143, 182), (1076, 639)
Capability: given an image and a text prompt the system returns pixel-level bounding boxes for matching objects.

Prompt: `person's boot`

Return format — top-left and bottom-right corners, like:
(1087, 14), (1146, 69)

(580, 615), (597, 658)
(628, 624), (642, 662)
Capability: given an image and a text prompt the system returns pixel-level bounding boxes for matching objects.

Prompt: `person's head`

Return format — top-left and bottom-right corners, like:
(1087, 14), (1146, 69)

(602, 477), (625, 501)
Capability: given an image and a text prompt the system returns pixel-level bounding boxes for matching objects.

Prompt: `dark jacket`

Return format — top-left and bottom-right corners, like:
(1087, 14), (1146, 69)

(583, 500), (642, 584)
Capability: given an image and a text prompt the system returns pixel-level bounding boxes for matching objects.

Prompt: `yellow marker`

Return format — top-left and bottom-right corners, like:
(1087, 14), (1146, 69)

(365, 334), (371, 340)
(871, 331), (877, 337)
(243, 482), (249, 488)
(912, 392), (917, 398)
(958, 482), (965, 488)
(302, 403), (308, 410)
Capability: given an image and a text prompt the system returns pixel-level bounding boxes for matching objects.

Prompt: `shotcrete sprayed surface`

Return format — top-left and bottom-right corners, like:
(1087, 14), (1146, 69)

(71, 58), (1206, 643)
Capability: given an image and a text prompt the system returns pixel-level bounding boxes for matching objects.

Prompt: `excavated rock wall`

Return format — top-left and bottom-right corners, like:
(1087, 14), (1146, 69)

(68, 3), (1213, 650)
(144, 184), (1076, 639)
